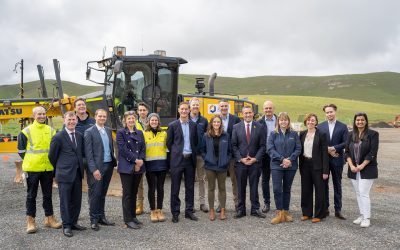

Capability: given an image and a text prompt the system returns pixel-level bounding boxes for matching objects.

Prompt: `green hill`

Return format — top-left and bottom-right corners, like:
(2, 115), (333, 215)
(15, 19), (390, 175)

(178, 72), (400, 106)
(0, 80), (102, 99)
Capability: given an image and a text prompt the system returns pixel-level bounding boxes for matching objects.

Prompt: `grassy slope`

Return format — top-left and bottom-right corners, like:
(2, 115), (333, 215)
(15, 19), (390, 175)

(178, 72), (400, 106)
(0, 80), (102, 99)
(246, 95), (399, 125)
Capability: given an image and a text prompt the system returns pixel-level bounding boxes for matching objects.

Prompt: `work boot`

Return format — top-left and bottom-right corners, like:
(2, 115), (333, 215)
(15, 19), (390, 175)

(44, 215), (62, 229)
(157, 209), (166, 222)
(282, 210), (293, 222)
(150, 210), (158, 223)
(136, 202), (144, 215)
(209, 208), (216, 221)
(271, 210), (284, 225)
(220, 208), (227, 220)
(26, 216), (38, 234)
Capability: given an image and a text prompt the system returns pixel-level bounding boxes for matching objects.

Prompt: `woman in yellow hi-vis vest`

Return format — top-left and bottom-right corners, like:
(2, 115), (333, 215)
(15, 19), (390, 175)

(17, 106), (62, 234)
(144, 113), (168, 223)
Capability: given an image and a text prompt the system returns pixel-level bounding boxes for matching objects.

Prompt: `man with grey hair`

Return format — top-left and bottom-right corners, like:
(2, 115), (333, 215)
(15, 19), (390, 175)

(18, 106), (61, 234)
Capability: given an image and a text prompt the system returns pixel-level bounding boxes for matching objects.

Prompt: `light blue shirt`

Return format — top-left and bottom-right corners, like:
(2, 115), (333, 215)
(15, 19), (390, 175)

(97, 125), (112, 163)
(180, 120), (192, 154)
(221, 114), (229, 133)
(265, 115), (276, 138)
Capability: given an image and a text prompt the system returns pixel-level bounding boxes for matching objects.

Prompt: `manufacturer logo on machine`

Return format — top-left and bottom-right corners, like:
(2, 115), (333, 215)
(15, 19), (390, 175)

(208, 104), (230, 114)
(0, 108), (23, 116)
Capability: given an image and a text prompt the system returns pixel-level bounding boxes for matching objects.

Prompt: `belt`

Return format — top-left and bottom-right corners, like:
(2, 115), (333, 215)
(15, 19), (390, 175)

(183, 154), (192, 159)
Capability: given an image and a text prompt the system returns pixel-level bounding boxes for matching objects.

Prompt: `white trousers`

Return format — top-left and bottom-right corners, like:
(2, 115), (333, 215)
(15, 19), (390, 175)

(351, 172), (374, 219)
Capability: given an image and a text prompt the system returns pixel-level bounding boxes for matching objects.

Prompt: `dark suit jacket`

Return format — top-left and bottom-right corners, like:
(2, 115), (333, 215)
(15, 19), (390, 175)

(299, 129), (329, 174)
(166, 119), (198, 168)
(258, 115), (277, 155)
(49, 129), (84, 183)
(345, 129), (379, 179)
(226, 114), (241, 139)
(318, 120), (348, 167)
(116, 127), (146, 174)
(84, 125), (116, 174)
(231, 121), (265, 164)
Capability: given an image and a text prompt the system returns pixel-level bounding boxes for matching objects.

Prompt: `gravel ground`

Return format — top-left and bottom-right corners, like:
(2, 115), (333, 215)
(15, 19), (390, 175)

(0, 128), (399, 250)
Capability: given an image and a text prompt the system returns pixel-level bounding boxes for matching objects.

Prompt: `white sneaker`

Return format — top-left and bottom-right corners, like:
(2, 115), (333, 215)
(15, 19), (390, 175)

(360, 218), (370, 228)
(353, 216), (363, 225)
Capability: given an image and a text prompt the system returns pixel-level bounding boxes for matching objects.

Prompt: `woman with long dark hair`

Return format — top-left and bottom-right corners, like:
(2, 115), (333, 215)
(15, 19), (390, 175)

(117, 111), (146, 229)
(201, 115), (231, 221)
(345, 112), (379, 228)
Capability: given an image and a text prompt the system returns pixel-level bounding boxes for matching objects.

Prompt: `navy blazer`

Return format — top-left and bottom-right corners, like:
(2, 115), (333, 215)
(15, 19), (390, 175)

(225, 114), (241, 139)
(201, 132), (231, 172)
(166, 119), (198, 168)
(345, 129), (379, 179)
(49, 129), (84, 183)
(116, 127), (146, 174)
(231, 121), (265, 165)
(258, 115), (277, 155)
(299, 129), (329, 174)
(84, 125), (116, 174)
(318, 120), (349, 167)
(267, 129), (302, 170)
(191, 114), (208, 154)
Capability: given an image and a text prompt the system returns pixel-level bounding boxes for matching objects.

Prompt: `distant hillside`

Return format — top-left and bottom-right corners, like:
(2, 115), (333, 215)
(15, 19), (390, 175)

(1, 72), (399, 106)
(178, 72), (400, 106)
(0, 80), (102, 99)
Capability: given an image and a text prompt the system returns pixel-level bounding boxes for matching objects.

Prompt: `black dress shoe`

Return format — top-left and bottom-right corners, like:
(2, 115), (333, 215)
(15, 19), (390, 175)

(234, 211), (246, 219)
(216, 205), (221, 213)
(71, 224), (87, 231)
(251, 210), (267, 218)
(126, 222), (140, 229)
(98, 217), (115, 226)
(91, 223), (99, 231)
(132, 218), (143, 225)
(262, 204), (270, 213)
(63, 227), (73, 237)
(172, 215), (179, 223)
(335, 212), (346, 220)
(200, 204), (209, 213)
(185, 212), (199, 221)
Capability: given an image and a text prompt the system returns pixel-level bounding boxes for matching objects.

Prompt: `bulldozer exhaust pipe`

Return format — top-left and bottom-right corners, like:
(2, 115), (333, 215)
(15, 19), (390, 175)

(208, 73), (217, 96)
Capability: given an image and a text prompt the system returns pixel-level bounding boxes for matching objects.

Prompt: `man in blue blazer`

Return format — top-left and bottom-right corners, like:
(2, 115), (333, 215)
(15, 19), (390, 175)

(232, 106), (266, 218)
(218, 99), (241, 211)
(167, 102), (198, 223)
(49, 111), (86, 237)
(257, 100), (277, 213)
(318, 104), (348, 219)
(84, 109), (117, 230)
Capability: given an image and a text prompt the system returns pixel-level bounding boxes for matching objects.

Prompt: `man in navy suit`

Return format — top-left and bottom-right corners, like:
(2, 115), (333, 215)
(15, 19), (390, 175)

(318, 104), (348, 219)
(257, 100), (277, 213)
(218, 99), (241, 211)
(167, 101), (198, 223)
(232, 105), (266, 218)
(49, 111), (86, 237)
(84, 109), (117, 230)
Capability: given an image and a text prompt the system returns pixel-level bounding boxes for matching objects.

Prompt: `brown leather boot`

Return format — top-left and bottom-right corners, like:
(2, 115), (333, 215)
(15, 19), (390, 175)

(271, 210), (283, 225)
(283, 210), (294, 222)
(136, 201), (144, 215)
(44, 215), (62, 229)
(219, 208), (226, 220)
(157, 209), (166, 222)
(26, 216), (38, 234)
(150, 210), (158, 223)
(209, 208), (216, 221)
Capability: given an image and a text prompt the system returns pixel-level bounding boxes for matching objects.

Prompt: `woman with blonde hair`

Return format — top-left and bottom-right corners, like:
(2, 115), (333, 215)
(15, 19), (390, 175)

(201, 115), (231, 221)
(267, 112), (301, 224)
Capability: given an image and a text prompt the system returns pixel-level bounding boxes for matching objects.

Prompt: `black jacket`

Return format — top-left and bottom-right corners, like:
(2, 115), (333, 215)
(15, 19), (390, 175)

(299, 129), (329, 175)
(345, 129), (379, 179)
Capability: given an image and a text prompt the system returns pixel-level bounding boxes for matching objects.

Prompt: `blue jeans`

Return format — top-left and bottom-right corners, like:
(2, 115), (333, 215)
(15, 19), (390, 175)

(271, 169), (297, 210)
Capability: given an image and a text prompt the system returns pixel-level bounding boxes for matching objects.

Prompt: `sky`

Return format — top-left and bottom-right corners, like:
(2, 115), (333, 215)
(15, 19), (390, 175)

(1, 0), (400, 86)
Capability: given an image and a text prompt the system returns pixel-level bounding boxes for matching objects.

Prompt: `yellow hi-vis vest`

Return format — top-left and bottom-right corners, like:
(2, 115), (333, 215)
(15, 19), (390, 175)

(21, 120), (55, 172)
(136, 120), (146, 132)
(144, 130), (167, 161)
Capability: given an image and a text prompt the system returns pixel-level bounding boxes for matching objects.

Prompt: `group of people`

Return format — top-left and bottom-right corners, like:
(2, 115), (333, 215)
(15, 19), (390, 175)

(17, 97), (379, 237)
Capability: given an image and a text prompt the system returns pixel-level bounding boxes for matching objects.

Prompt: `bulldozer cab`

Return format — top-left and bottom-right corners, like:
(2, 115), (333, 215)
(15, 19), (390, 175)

(86, 48), (187, 129)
